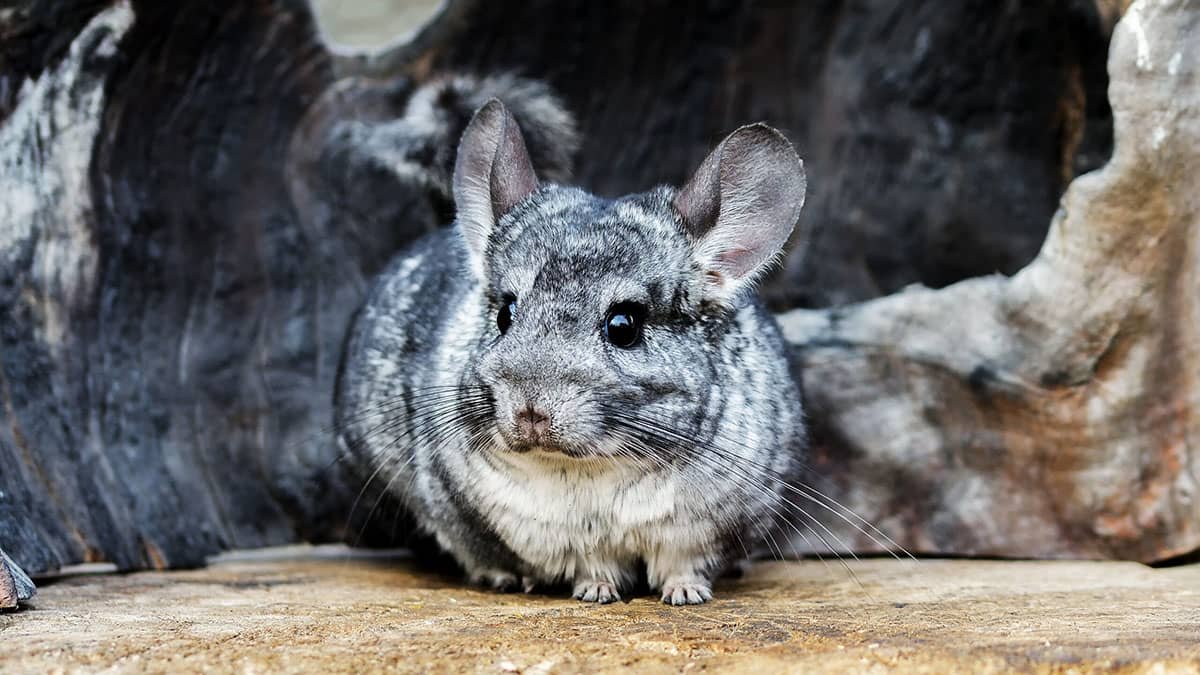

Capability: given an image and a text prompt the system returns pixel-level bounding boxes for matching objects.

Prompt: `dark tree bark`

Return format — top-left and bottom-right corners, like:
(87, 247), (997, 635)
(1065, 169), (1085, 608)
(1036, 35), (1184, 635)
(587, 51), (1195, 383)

(3, 0), (1190, 590)
(0, 0), (579, 580)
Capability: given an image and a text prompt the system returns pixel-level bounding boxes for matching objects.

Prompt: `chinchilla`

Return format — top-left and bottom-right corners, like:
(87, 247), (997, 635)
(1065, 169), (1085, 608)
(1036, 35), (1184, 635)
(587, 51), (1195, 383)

(335, 99), (808, 605)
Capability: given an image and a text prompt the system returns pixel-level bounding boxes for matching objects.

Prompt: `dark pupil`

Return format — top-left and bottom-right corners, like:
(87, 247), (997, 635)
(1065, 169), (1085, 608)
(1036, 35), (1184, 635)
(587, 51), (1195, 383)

(605, 304), (642, 348)
(497, 298), (516, 334)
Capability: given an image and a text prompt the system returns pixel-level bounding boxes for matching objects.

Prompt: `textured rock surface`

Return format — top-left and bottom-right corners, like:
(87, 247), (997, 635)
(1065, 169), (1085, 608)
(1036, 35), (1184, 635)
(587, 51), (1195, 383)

(2, 550), (1198, 672)
(780, 0), (1200, 561)
(0, 549), (35, 609)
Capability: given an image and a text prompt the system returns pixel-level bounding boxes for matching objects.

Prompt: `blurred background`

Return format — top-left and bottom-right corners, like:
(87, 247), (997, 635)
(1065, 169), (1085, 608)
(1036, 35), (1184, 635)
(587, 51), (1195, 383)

(0, 0), (1139, 578)
(308, 0), (1116, 309)
(312, 0), (439, 49)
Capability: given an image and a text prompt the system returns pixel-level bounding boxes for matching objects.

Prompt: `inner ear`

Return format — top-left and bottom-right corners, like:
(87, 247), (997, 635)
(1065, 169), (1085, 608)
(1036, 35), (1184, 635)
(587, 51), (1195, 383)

(674, 142), (723, 239)
(674, 124), (807, 297)
(452, 99), (539, 273)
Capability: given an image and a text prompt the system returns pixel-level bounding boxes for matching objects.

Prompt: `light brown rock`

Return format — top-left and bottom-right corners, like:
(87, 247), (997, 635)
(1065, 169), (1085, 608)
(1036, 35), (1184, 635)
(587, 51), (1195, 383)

(779, 0), (1200, 562)
(0, 550), (35, 610)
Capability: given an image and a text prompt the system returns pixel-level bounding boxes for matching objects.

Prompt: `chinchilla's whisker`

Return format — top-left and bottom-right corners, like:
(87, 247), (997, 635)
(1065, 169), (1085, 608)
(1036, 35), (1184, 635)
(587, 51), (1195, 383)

(335, 385), (490, 427)
(598, 407), (871, 584)
(344, 418), (439, 530)
(605, 405), (912, 561)
(572, 415), (760, 562)
(694, 427), (911, 558)
(351, 396), (492, 449)
(608, 431), (763, 564)
(603, 413), (806, 561)
(313, 389), (496, 478)
(669, 420), (911, 557)
(624, 440), (774, 567)
(788, 482), (916, 561)
(651, 432), (857, 584)
(344, 442), (406, 534)
(638, 436), (767, 562)
(352, 452), (418, 547)
(344, 394), (496, 533)
(628, 424), (836, 578)
(353, 404), (489, 546)
(350, 449), (412, 542)
(704, 448), (912, 560)
(383, 400), (495, 543)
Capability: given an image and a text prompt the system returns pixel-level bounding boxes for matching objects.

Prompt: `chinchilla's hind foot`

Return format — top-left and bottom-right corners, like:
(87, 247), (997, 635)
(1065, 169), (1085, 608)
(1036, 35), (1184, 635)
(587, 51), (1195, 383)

(468, 567), (539, 594)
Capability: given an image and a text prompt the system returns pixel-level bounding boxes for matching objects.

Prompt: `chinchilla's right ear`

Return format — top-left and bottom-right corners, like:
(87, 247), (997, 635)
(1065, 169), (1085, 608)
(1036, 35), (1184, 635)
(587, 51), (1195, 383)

(453, 99), (539, 277)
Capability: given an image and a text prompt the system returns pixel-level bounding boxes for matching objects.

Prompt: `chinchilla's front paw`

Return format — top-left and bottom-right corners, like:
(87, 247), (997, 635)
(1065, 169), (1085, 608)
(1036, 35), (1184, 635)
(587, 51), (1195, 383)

(660, 578), (713, 605)
(572, 579), (621, 604)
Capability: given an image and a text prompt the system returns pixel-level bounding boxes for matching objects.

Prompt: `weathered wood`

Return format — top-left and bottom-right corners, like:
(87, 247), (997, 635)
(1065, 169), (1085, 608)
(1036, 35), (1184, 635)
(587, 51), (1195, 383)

(2, 550), (1199, 671)
(351, 0), (1117, 308)
(0, 0), (579, 579)
(781, 0), (1200, 561)
(2, 0), (346, 578)
(3, 0), (1190, 585)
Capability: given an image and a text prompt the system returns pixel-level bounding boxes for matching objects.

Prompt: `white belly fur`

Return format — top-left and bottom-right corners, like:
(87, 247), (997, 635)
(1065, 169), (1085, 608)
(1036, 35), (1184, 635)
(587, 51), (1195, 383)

(465, 449), (716, 585)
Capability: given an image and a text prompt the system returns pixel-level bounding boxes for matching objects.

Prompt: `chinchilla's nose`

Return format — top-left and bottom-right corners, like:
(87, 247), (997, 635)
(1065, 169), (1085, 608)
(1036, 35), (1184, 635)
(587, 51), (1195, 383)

(514, 404), (551, 443)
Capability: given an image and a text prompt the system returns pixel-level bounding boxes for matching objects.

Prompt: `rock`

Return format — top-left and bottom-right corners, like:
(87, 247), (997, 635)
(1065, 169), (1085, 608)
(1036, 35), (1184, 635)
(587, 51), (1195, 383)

(0, 548), (35, 609)
(778, 0), (1200, 561)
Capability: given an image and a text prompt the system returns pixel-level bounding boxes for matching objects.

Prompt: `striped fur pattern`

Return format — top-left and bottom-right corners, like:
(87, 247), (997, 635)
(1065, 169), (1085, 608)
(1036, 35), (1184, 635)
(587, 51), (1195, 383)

(336, 101), (807, 605)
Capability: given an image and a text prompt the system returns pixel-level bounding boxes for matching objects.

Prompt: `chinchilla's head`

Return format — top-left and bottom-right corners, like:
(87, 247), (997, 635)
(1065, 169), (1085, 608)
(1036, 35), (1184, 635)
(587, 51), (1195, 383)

(451, 100), (806, 460)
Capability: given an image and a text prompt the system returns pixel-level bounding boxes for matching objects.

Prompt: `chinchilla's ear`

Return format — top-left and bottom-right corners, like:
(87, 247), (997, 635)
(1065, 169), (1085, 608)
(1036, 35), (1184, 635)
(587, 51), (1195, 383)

(674, 124), (807, 302)
(453, 99), (539, 276)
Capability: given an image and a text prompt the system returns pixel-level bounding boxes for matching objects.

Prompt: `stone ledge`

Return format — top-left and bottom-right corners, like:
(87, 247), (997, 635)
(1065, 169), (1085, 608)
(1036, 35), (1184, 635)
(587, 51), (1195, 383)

(2, 548), (1198, 673)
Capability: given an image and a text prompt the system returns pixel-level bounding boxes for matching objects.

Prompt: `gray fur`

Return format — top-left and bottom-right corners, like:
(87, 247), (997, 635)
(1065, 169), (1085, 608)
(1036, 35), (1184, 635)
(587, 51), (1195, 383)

(336, 100), (808, 605)
(319, 73), (578, 226)
(401, 73), (579, 195)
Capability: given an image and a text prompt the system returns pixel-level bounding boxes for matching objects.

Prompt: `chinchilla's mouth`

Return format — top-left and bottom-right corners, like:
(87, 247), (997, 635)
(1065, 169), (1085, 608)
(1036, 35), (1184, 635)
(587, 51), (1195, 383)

(503, 439), (599, 460)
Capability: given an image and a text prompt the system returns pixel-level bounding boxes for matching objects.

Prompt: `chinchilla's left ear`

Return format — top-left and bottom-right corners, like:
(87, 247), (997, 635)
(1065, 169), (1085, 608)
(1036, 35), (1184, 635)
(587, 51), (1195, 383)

(673, 124), (807, 301)
(452, 99), (539, 277)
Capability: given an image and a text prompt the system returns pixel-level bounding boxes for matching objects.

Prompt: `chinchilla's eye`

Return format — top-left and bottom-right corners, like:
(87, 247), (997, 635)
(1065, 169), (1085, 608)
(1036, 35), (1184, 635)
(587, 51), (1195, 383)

(604, 302), (644, 348)
(497, 296), (516, 334)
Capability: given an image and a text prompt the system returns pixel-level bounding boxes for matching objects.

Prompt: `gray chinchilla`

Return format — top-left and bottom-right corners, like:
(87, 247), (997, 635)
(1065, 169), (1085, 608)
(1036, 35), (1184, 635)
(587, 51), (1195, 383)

(335, 99), (808, 605)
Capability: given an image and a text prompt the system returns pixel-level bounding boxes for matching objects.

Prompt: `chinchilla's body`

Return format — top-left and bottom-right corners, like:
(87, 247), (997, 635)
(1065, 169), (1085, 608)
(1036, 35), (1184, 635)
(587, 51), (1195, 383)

(336, 100), (808, 604)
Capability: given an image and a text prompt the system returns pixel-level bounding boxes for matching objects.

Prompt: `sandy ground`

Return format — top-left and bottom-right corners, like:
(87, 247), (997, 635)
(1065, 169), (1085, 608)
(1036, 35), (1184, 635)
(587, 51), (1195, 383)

(3, 547), (1199, 673)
